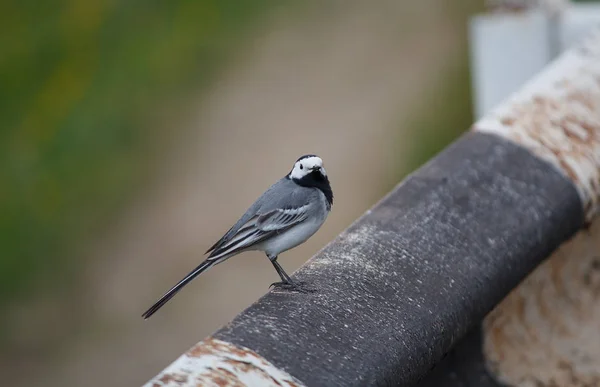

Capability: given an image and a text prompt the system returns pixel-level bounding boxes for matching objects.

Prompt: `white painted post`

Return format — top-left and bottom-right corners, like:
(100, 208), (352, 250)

(469, 0), (600, 119)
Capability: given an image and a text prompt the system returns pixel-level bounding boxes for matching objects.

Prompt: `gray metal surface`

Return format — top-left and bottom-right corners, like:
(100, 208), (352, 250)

(418, 326), (501, 387)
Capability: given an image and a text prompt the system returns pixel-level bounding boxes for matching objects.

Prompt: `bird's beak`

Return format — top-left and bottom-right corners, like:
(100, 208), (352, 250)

(312, 166), (326, 176)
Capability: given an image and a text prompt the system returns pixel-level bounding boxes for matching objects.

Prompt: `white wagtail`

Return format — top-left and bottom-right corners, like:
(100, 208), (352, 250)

(142, 155), (333, 319)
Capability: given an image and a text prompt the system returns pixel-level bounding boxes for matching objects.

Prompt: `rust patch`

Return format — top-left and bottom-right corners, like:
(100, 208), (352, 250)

(198, 366), (246, 387)
(532, 95), (545, 105)
(188, 342), (213, 358)
(566, 91), (595, 110)
(146, 338), (304, 387)
(158, 373), (188, 385)
(580, 120), (599, 137)
(188, 337), (259, 361)
(215, 367), (242, 383)
(483, 219), (600, 387)
(558, 159), (579, 183)
(501, 117), (516, 126)
(473, 29), (600, 221)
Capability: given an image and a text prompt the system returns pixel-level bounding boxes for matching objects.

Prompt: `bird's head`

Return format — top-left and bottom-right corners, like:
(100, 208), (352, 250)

(289, 154), (333, 208)
(289, 154), (327, 182)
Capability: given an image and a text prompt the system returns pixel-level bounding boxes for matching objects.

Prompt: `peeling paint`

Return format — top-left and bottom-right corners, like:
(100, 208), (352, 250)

(483, 219), (600, 387)
(473, 28), (600, 221)
(143, 338), (304, 387)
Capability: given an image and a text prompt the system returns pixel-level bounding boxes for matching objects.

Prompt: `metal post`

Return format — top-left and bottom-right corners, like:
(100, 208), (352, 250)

(470, 0), (600, 120)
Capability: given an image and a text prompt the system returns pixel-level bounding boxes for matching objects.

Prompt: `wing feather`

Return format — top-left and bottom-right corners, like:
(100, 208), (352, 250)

(206, 205), (310, 261)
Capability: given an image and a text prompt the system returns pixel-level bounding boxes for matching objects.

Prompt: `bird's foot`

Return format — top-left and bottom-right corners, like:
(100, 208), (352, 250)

(269, 281), (315, 293)
(269, 281), (297, 290)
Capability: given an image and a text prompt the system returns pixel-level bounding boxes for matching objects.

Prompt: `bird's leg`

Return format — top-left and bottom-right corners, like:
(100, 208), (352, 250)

(267, 255), (295, 287)
(267, 255), (316, 293)
(268, 255), (297, 289)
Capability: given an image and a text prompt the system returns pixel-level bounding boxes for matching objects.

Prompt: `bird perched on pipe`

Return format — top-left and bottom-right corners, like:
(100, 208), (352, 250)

(142, 155), (333, 319)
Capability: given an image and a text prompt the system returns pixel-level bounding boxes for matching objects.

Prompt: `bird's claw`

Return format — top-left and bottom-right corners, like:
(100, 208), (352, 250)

(269, 281), (315, 293)
(270, 281), (296, 289)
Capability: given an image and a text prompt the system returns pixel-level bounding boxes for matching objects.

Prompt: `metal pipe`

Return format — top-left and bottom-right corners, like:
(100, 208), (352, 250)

(422, 26), (600, 387)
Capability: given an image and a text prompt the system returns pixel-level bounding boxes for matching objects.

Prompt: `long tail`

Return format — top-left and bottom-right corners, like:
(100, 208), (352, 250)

(142, 259), (216, 319)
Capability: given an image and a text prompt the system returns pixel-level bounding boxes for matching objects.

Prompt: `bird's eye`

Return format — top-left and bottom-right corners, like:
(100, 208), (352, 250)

(300, 164), (303, 170)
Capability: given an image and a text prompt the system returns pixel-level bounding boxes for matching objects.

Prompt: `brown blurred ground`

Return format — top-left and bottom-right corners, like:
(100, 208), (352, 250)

(2, 2), (476, 386)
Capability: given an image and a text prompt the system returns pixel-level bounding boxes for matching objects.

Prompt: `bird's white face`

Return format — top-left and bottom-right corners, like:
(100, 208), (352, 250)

(290, 156), (327, 180)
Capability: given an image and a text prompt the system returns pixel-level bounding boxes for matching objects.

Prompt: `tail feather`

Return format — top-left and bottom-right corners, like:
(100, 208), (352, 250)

(142, 260), (215, 319)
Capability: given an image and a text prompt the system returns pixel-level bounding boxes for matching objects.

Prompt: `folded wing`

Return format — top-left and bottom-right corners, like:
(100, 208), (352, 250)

(206, 204), (310, 262)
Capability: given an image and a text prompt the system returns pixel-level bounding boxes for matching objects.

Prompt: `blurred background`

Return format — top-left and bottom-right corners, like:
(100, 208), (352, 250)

(1, 1), (482, 385)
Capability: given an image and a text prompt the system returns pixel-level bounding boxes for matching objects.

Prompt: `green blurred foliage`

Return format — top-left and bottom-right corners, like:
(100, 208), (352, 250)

(401, 60), (474, 176)
(395, 0), (480, 179)
(0, 0), (277, 304)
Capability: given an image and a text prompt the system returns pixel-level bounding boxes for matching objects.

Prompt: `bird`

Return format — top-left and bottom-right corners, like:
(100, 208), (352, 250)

(141, 154), (333, 319)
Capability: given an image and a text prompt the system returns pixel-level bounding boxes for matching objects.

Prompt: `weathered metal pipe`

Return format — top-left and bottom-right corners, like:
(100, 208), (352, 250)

(478, 26), (600, 387)
(421, 27), (600, 387)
